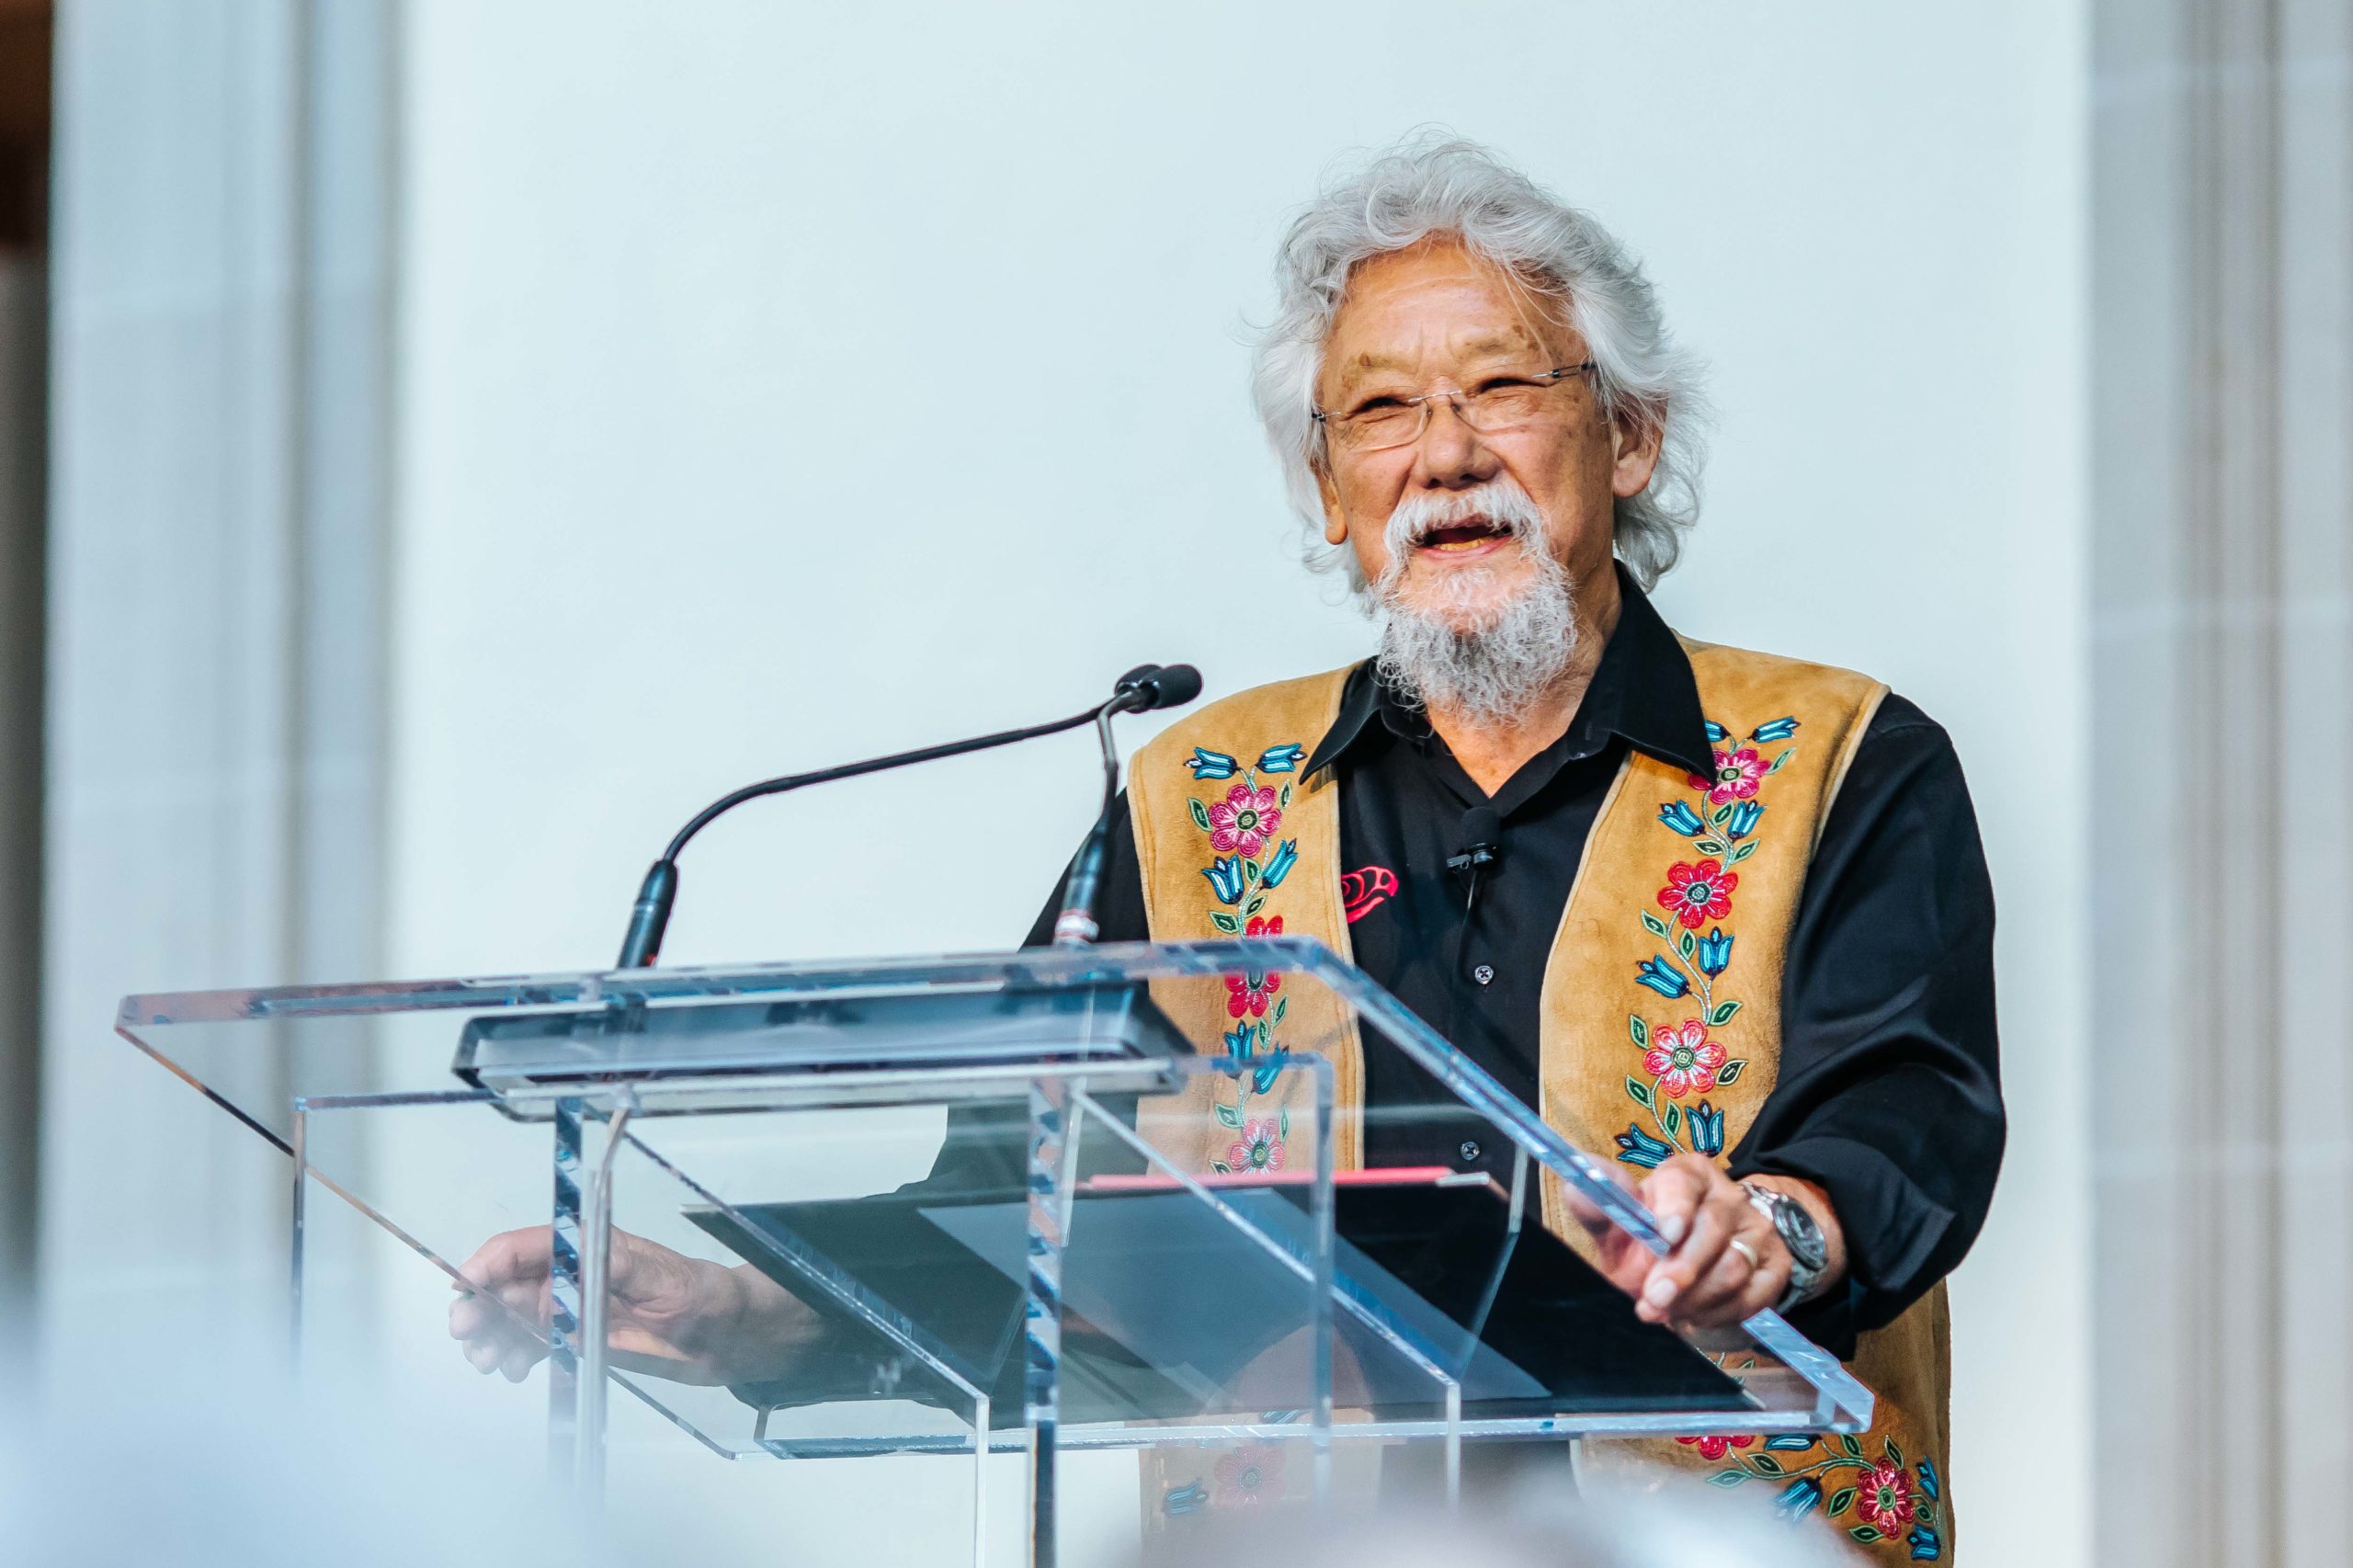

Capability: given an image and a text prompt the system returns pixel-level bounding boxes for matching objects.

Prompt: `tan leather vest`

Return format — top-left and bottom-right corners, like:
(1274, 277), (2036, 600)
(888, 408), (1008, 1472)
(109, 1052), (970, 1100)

(1125, 644), (1955, 1562)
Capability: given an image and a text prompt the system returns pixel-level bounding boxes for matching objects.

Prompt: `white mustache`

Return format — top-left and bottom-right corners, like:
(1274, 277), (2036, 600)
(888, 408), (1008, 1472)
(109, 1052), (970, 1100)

(1382, 482), (1550, 557)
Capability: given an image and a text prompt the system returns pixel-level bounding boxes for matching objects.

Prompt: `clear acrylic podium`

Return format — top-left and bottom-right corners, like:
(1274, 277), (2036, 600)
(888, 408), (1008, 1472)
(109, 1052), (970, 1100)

(119, 938), (1870, 1564)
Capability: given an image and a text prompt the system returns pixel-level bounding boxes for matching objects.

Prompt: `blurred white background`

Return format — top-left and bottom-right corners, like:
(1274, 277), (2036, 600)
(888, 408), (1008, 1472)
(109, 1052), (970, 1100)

(393, 8), (2089, 1562)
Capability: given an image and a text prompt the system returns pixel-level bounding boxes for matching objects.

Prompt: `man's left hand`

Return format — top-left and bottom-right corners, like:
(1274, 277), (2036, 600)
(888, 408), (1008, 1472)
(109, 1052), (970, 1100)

(1587, 1154), (1847, 1330)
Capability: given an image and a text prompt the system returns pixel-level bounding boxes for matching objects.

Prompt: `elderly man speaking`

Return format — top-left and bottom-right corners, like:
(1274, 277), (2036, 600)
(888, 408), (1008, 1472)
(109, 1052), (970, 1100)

(1067, 137), (2000, 1555)
(453, 139), (2002, 1559)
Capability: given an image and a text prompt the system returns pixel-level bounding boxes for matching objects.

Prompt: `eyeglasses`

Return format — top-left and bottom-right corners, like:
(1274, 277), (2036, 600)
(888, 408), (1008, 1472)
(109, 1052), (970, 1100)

(1312, 362), (1595, 454)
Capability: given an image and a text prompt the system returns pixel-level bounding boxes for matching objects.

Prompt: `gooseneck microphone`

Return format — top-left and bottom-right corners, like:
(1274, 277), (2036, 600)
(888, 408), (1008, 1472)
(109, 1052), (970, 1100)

(1053, 663), (1203, 946)
(611, 664), (1202, 969)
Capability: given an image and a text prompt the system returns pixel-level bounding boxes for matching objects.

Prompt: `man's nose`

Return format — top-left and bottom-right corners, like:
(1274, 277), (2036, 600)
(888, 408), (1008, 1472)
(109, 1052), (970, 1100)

(1411, 397), (1502, 488)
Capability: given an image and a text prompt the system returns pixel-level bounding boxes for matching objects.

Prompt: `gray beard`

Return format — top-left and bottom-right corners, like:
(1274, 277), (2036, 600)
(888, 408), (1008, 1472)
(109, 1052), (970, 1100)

(1373, 548), (1580, 728)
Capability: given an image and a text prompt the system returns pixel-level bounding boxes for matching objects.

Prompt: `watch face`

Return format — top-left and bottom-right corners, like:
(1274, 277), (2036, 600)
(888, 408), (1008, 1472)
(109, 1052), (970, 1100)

(1778, 1202), (1826, 1270)
(1749, 1184), (1826, 1272)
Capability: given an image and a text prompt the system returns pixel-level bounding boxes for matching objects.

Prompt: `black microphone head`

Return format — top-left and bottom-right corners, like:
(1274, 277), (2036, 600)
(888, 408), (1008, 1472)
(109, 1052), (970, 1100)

(1112, 664), (1165, 699)
(1461, 805), (1504, 852)
(1141, 664), (1202, 710)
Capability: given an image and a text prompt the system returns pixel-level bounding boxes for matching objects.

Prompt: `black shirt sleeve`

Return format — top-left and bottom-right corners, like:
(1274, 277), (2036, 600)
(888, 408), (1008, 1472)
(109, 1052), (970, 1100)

(916, 794), (1152, 1198)
(1726, 694), (2004, 1349)
(1017, 791), (1149, 947)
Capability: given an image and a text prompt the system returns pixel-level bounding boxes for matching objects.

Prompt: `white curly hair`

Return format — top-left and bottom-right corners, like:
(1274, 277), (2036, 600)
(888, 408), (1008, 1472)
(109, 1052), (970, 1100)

(1251, 135), (1709, 592)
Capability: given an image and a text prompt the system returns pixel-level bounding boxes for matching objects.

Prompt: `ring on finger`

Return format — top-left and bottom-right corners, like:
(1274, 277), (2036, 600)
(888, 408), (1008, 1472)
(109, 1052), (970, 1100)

(1727, 1235), (1762, 1270)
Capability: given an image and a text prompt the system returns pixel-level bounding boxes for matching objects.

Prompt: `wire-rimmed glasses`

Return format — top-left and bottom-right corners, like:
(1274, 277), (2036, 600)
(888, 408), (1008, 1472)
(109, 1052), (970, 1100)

(1312, 362), (1596, 454)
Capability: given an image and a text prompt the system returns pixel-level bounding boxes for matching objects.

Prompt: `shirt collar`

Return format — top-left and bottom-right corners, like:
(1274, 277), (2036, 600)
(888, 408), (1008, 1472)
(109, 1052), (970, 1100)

(1302, 564), (1715, 782)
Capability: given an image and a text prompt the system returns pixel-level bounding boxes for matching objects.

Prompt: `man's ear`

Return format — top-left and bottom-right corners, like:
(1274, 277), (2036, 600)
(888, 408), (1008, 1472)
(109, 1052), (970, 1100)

(1315, 462), (1348, 545)
(1609, 410), (1665, 500)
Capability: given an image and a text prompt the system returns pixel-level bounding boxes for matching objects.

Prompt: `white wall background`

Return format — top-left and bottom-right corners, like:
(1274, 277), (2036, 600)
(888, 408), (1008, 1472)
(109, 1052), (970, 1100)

(392, 2), (2087, 1561)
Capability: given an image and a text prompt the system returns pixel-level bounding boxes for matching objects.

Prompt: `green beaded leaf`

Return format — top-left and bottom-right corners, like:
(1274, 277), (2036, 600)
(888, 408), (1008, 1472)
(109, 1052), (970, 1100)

(1768, 749), (1796, 774)
(1839, 1433), (1864, 1460)
(1243, 893), (1267, 918)
(1214, 1100), (1245, 1129)
(1827, 1486), (1857, 1517)
(1641, 910), (1671, 938)
(1695, 837), (1727, 854)
(1848, 1526), (1881, 1544)
(1717, 1060), (1747, 1086)
(1210, 1160), (1233, 1175)
(1629, 1016), (1650, 1048)
(1709, 1000), (1742, 1027)
(1706, 1471), (1748, 1489)
(1188, 799), (1212, 832)
(1663, 1104), (1681, 1140)
(1884, 1437), (1905, 1468)
(1749, 1453), (1783, 1476)
(1279, 782), (1293, 808)
(1677, 930), (1697, 959)
(1711, 803), (1734, 825)
(1728, 841), (1758, 864)
(1270, 996), (1288, 1027)
(1210, 911), (1242, 935)
(1626, 1076), (1656, 1111)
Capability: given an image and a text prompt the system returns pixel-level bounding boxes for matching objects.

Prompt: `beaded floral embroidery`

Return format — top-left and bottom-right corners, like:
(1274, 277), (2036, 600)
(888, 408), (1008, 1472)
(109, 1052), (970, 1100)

(1700, 1432), (1948, 1559)
(1611, 715), (1795, 1170)
(1184, 742), (1306, 1171)
(1623, 713), (1948, 1558)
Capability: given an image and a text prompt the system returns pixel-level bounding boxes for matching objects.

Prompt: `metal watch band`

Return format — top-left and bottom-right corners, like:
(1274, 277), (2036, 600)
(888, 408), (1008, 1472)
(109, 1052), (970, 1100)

(1742, 1181), (1825, 1312)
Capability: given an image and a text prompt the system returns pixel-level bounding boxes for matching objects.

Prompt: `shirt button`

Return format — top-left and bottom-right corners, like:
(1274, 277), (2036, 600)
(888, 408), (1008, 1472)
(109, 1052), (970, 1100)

(1459, 1139), (1483, 1164)
(1472, 963), (1495, 986)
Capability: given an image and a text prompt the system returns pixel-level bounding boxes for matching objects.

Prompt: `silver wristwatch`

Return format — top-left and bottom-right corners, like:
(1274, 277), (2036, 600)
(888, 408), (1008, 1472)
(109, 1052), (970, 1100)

(1741, 1182), (1828, 1312)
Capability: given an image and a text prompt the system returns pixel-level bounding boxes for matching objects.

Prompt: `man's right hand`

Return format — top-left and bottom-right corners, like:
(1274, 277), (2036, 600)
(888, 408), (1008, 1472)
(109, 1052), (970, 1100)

(447, 1225), (821, 1387)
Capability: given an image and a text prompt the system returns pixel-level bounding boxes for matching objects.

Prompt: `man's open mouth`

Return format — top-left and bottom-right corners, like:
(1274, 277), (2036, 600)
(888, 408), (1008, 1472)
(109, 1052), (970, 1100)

(1415, 517), (1514, 552)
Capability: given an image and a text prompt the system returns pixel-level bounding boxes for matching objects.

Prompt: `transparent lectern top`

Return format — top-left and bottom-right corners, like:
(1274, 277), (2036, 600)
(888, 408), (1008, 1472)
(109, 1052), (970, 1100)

(119, 938), (1870, 1455)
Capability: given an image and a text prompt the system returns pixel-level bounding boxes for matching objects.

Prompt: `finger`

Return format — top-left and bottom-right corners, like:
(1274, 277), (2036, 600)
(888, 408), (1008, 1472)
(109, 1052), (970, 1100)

(1732, 1253), (1792, 1322)
(1594, 1227), (1657, 1298)
(1677, 1218), (1775, 1322)
(449, 1293), (496, 1339)
(464, 1337), (505, 1374)
(1635, 1158), (1712, 1250)
(1678, 1184), (1767, 1301)
(1595, 1160), (1695, 1301)
(1599, 1247), (1653, 1298)
(456, 1226), (553, 1290)
(464, 1280), (547, 1341)
(1731, 1233), (1795, 1320)
(1677, 1190), (1788, 1324)
(449, 1282), (542, 1349)
(498, 1341), (541, 1382)
(1637, 1153), (1732, 1252)
(1639, 1177), (1743, 1322)
(1681, 1253), (1789, 1330)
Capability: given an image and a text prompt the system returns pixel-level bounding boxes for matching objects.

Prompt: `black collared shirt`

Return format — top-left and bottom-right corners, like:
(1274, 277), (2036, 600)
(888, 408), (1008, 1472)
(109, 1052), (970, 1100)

(1017, 578), (2004, 1352)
